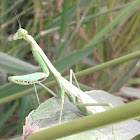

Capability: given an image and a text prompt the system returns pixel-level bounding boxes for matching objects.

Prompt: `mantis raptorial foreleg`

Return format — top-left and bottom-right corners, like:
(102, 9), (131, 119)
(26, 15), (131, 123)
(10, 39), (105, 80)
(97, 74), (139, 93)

(8, 72), (49, 105)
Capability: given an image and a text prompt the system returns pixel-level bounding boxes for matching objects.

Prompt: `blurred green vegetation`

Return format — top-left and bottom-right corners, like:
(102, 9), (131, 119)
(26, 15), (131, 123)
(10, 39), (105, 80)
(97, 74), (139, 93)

(0, 0), (140, 139)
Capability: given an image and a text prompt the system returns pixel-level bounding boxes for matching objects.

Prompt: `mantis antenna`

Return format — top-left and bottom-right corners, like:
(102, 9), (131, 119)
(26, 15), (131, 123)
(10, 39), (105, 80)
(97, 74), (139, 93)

(13, 9), (21, 29)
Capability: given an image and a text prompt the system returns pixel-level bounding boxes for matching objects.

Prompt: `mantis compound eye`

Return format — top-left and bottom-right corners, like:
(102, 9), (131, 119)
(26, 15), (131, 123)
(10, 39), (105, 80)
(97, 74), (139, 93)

(13, 28), (28, 40)
(17, 28), (28, 36)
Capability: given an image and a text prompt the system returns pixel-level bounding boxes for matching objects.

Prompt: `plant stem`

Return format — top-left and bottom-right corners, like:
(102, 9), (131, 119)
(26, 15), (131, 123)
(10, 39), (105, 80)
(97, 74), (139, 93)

(0, 51), (139, 104)
(74, 51), (140, 78)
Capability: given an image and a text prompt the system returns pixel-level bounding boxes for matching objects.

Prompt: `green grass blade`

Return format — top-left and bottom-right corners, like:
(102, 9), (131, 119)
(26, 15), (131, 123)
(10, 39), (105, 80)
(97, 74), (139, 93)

(0, 102), (17, 129)
(57, 0), (140, 68)
(57, 0), (69, 57)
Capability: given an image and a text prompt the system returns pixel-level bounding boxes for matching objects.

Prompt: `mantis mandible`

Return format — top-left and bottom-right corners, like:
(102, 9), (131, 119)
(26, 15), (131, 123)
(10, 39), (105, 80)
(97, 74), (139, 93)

(8, 25), (115, 139)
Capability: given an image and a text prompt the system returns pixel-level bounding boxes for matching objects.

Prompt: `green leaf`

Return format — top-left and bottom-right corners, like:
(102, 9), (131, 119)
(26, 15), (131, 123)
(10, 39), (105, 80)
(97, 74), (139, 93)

(0, 52), (38, 75)
(23, 90), (140, 140)
(120, 86), (140, 98)
(17, 95), (38, 133)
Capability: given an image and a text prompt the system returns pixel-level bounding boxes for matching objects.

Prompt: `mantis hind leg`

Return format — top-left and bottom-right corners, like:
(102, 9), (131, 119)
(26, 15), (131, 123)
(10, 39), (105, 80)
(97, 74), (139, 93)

(70, 69), (80, 89)
(77, 103), (115, 140)
(68, 69), (81, 104)
(69, 70), (115, 139)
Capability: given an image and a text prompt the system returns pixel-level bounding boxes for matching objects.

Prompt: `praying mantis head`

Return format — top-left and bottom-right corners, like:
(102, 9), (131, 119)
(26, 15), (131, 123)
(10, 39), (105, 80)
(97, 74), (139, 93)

(13, 28), (28, 40)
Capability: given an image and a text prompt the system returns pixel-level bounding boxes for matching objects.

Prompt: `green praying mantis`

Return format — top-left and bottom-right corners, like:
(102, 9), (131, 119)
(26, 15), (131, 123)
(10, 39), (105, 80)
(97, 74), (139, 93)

(8, 21), (115, 139)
